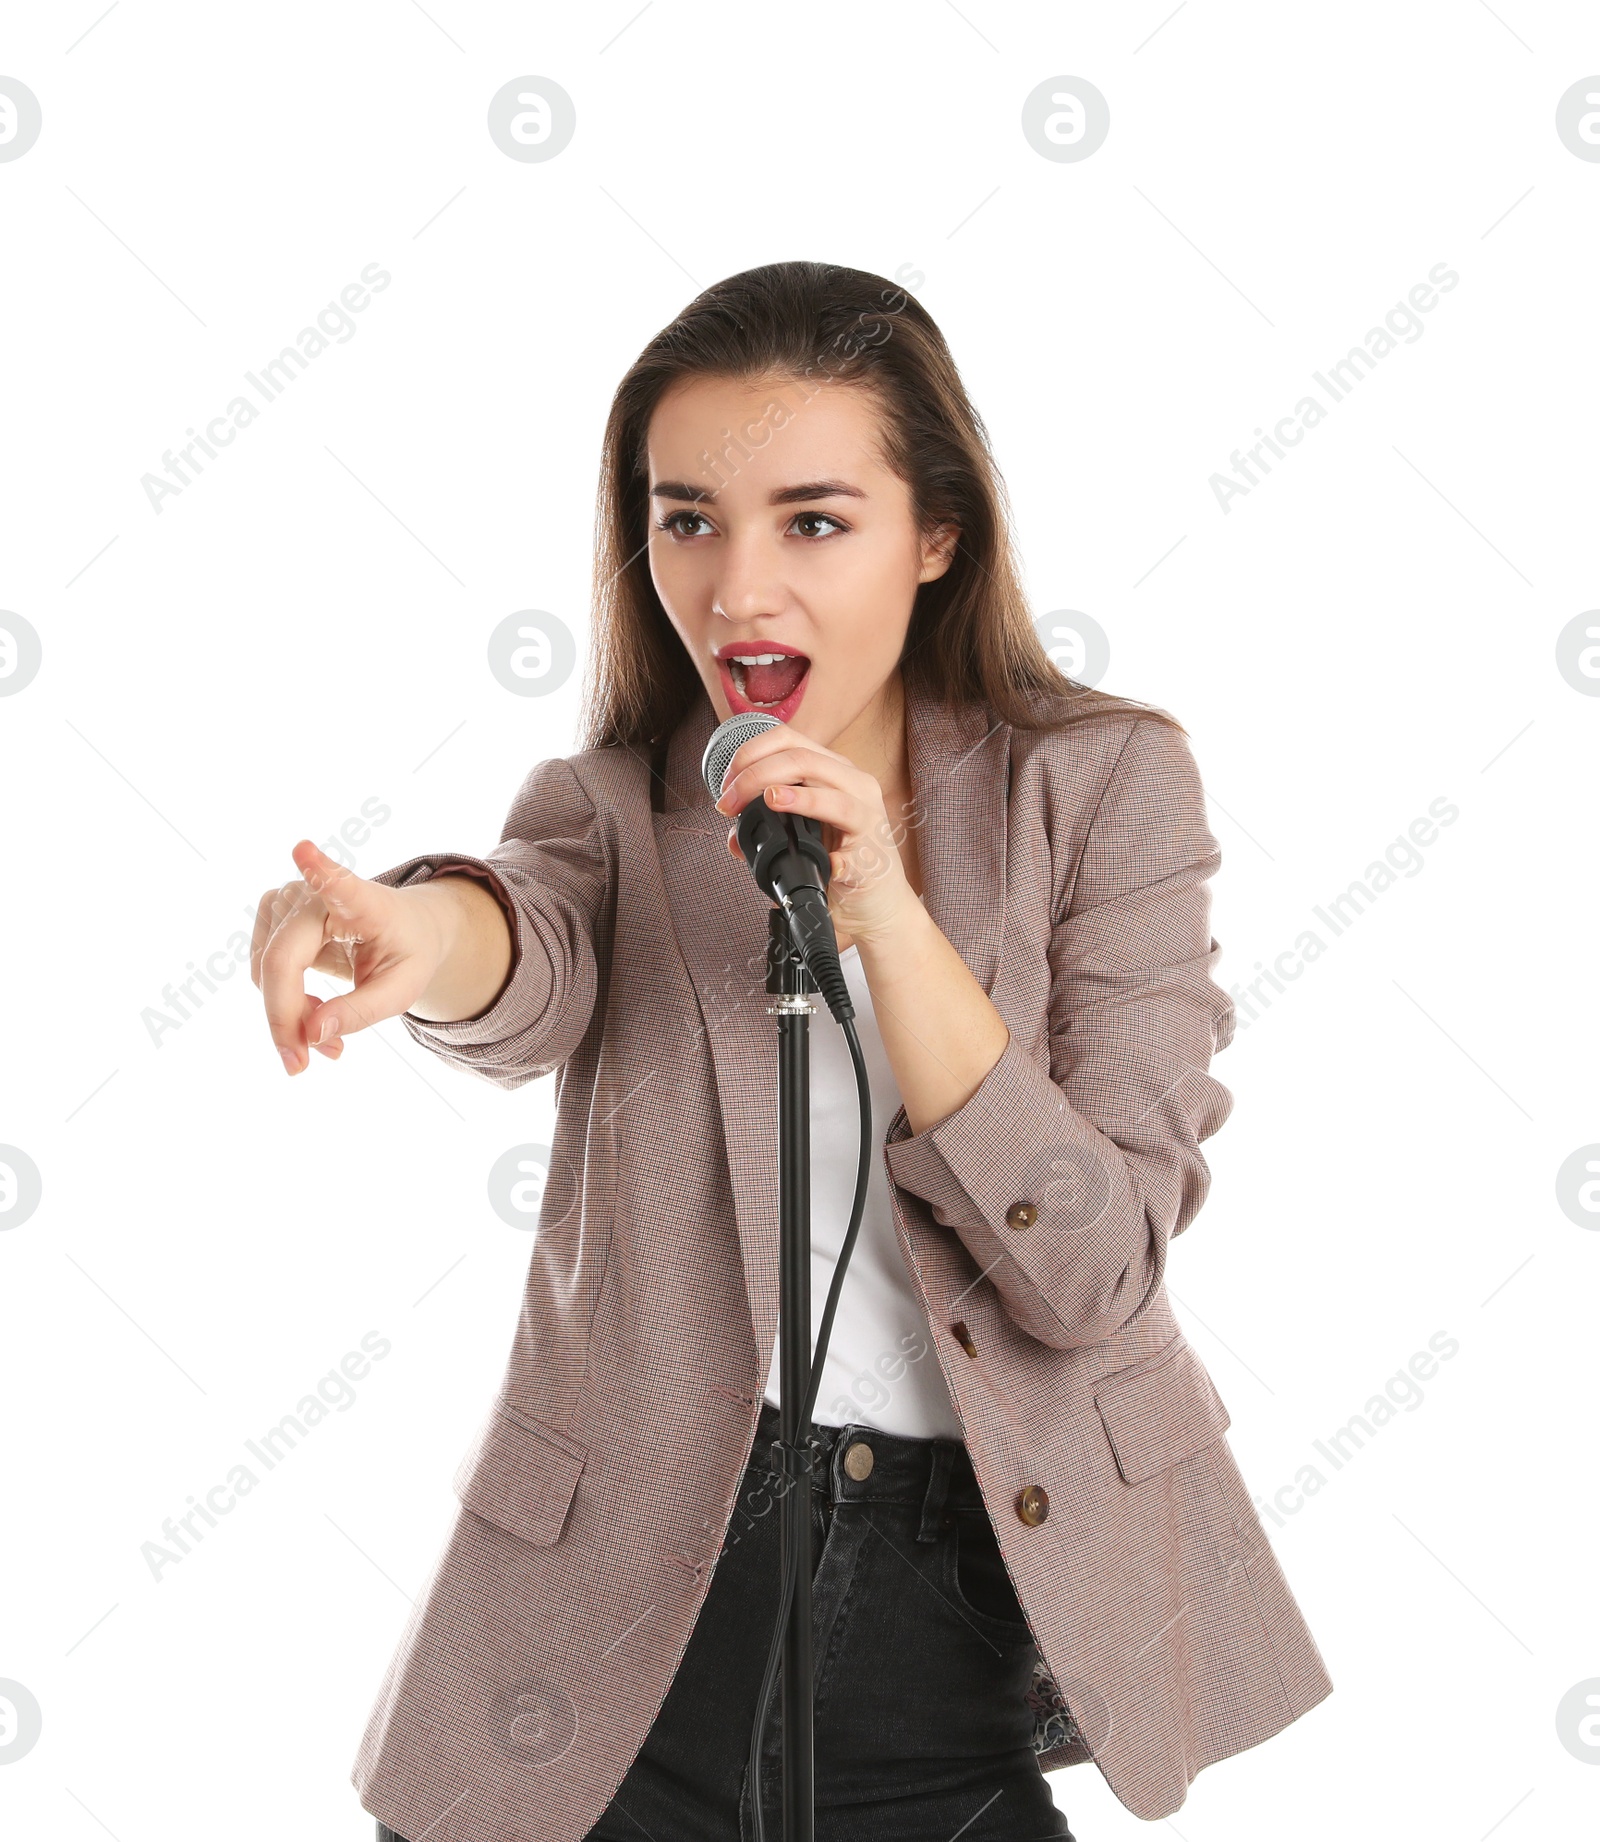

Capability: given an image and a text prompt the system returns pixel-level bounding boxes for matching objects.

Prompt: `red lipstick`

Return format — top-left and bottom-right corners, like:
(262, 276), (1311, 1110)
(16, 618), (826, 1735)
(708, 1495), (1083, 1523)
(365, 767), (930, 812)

(713, 641), (812, 725)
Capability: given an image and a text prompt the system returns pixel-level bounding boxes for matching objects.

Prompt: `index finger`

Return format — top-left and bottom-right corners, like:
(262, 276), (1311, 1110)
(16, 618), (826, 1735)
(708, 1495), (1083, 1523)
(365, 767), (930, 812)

(716, 743), (851, 814)
(724, 719), (828, 783)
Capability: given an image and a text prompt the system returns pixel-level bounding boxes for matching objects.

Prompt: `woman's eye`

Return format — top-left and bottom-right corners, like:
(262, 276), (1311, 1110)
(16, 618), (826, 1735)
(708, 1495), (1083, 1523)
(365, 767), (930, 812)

(791, 512), (846, 540)
(657, 510), (711, 539)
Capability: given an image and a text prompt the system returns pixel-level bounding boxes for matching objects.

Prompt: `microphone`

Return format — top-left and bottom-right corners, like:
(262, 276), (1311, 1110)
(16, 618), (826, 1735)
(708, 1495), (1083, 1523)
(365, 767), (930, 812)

(701, 712), (855, 1024)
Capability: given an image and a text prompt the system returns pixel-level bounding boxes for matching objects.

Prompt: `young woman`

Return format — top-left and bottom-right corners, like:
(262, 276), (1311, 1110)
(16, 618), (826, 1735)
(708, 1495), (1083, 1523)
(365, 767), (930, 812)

(254, 262), (1331, 1842)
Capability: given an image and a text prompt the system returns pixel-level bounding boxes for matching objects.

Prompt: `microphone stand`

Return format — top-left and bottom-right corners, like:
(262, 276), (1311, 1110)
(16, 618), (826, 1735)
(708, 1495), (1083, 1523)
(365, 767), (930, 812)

(705, 727), (862, 1842)
(762, 903), (821, 1842)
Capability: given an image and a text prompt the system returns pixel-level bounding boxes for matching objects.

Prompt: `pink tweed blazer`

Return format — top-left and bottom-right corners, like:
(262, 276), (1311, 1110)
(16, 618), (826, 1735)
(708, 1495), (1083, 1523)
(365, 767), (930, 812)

(352, 679), (1332, 1841)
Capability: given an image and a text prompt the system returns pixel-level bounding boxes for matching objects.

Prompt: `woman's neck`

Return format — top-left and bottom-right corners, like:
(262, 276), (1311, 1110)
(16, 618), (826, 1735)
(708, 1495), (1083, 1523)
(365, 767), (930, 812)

(830, 671), (921, 900)
(831, 670), (910, 805)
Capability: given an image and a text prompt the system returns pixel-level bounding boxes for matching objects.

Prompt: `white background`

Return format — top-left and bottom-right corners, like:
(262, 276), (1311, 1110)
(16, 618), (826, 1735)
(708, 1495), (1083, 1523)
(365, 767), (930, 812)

(2, 3), (1596, 1838)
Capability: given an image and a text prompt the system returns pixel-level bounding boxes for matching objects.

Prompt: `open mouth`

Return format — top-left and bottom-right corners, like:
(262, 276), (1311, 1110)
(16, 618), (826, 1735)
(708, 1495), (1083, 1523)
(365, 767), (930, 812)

(718, 649), (811, 720)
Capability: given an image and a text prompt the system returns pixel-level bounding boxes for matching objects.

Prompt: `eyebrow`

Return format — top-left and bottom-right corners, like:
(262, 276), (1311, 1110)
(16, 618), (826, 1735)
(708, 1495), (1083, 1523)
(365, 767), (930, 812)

(649, 478), (868, 507)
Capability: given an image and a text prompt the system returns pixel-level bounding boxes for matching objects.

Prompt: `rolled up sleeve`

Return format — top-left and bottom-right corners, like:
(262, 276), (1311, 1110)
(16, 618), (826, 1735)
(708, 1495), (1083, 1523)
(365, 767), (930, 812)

(884, 716), (1235, 1349)
(369, 755), (610, 1089)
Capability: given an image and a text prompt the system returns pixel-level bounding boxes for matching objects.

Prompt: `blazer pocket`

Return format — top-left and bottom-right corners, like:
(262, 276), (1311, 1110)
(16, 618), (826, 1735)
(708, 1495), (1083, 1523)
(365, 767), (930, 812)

(1093, 1339), (1231, 1485)
(452, 1402), (589, 1546)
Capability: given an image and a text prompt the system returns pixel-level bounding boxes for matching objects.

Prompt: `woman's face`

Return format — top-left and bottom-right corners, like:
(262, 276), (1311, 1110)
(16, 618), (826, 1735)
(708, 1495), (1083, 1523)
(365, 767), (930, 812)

(645, 373), (956, 751)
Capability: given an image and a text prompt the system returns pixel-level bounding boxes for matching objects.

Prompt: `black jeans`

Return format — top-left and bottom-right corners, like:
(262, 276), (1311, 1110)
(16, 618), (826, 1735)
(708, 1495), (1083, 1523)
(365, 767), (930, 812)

(379, 1400), (1074, 1842)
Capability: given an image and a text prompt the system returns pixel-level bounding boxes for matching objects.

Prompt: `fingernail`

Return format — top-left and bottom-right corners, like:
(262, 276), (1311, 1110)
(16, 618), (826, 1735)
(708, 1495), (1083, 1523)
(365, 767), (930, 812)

(769, 785), (788, 803)
(280, 1047), (301, 1074)
(316, 1013), (340, 1045)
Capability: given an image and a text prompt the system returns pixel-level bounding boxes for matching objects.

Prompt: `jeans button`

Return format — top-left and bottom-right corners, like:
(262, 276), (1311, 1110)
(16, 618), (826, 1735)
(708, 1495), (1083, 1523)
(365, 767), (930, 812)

(843, 1440), (874, 1481)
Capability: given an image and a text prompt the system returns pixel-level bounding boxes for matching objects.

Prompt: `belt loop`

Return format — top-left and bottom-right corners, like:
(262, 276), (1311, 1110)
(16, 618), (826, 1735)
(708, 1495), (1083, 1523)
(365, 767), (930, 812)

(916, 1441), (956, 1541)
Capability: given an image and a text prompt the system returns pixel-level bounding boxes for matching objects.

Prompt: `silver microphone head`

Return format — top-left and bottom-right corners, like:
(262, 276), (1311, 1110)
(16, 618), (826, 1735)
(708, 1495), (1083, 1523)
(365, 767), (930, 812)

(701, 711), (780, 801)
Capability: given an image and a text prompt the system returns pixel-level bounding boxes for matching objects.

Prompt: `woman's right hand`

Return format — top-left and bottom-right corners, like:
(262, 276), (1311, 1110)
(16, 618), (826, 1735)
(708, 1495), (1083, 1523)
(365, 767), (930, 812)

(251, 839), (460, 1076)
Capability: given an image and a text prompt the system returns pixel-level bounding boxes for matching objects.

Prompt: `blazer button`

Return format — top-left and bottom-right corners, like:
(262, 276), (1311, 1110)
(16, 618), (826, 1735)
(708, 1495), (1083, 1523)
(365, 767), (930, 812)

(1005, 1200), (1039, 1230)
(1016, 1484), (1050, 1526)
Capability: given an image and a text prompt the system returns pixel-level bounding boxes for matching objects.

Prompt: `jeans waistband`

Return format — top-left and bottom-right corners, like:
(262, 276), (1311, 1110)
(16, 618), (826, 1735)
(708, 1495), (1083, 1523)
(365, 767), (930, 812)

(748, 1398), (984, 1540)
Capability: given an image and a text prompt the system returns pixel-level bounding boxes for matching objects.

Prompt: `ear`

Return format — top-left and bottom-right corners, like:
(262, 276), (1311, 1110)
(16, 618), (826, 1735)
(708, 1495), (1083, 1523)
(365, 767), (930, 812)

(917, 521), (961, 584)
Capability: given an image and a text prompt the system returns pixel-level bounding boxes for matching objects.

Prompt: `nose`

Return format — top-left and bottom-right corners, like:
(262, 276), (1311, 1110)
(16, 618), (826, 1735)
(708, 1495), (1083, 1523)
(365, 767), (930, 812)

(710, 527), (790, 625)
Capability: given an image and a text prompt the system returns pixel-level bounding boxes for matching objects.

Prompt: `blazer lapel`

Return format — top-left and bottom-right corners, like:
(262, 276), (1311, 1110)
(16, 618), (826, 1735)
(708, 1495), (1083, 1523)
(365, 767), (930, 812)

(652, 678), (1011, 1354)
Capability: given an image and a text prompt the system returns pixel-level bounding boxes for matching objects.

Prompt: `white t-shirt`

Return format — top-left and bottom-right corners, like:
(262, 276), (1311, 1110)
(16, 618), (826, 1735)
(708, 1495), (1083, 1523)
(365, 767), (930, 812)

(762, 944), (965, 1440)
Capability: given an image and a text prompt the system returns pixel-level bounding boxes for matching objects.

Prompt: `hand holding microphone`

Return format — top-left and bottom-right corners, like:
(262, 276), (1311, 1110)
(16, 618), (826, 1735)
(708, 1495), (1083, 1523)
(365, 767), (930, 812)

(700, 713), (921, 1023)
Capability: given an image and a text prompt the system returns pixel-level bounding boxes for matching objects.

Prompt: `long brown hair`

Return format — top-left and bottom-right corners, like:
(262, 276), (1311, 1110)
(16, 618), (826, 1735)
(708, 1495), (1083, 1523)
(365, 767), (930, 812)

(580, 260), (1183, 751)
